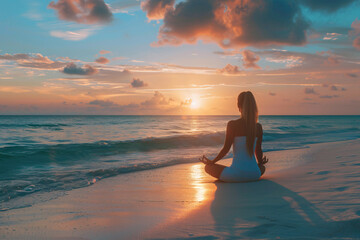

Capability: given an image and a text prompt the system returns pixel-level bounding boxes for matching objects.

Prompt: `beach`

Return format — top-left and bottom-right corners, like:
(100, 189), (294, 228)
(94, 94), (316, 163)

(1, 138), (359, 239)
(2, 0), (360, 238)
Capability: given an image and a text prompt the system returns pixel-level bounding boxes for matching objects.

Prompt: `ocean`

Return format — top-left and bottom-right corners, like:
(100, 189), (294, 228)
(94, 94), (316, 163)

(1, 115), (359, 209)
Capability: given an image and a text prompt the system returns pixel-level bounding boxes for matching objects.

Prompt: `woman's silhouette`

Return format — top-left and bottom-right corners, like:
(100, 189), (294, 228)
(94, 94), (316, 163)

(200, 91), (268, 182)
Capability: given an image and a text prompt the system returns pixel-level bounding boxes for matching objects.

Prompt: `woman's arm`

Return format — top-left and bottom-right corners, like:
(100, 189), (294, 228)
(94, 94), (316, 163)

(255, 123), (263, 163)
(204, 121), (234, 164)
(255, 123), (268, 164)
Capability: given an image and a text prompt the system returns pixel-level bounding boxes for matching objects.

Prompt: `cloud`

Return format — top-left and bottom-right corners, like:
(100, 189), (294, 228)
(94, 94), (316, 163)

(346, 73), (358, 78)
(257, 49), (355, 72)
(62, 62), (98, 75)
(48, 0), (113, 24)
(151, 0), (309, 48)
(0, 53), (66, 70)
(350, 19), (360, 49)
(180, 98), (192, 107)
(146, 0), (357, 49)
(86, 91), (189, 113)
(304, 88), (317, 94)
(323, 84), (346, 92)
(0, 86), (31, 94)
(242, 50), (261, 69)
(130, 78), (148, 88)
(99, 50), (111, 55)
(330, 85), (338, 91)
(213, 50), (242, 56)
(95, 57), (110, 64)
(350, 19), (360, 36)
(324, 56), (340, 66)
(262, 49), (304, 68)
(353, 37), (360, 50)
(131, 60), (145, 63)
(266, 55), (303, 68)
(323, 33), (341, 41)
(217, 64), (242, 75)
(0, 53), (30, 61)
(89, 99), (118, 107)
(122, 69), (131, 74)
(319, 95), (339, 99)
(299, 0), (356, 12)
(141, 0), (175, 20)
(50, 29), (95, 41)
(140, 91), (174, 107)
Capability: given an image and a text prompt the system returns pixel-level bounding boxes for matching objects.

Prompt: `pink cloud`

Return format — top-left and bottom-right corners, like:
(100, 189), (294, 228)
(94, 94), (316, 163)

(324, 56), (340, 65)
(350, 19), (360, 36)
(95, 57), (110, 64)
(242, 50), (261, 69)
(350, 19), (360, 50)
(48, 0), (113, 24)
(217, 64), (242, 75)
(141, 0), (175, 20)
(86, 91), (189, 113)
(0, 53), (66, 69)
(353, 37), (360, 50)
(99, 50), (111, 55)
(0, 53), (30, 61)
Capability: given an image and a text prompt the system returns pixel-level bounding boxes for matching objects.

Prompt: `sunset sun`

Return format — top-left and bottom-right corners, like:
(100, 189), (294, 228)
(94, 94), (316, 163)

(190, 99), (200, 109)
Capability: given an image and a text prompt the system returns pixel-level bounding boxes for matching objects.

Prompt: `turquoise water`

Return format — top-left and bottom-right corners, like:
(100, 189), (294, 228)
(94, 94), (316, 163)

(1, 115), (359, 206)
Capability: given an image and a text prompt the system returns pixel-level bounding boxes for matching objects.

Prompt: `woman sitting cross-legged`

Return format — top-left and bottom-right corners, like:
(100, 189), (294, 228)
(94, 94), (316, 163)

(200, 91), (269, 182)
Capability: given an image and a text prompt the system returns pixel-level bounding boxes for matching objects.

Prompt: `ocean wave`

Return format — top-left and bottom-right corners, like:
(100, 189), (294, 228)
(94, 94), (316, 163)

(1, 126), (359, 169)
(263, 127), (360, 139)
(0, 156), (198, 206)
(0, 123), (70, 128)
(0, 132), (225, 171)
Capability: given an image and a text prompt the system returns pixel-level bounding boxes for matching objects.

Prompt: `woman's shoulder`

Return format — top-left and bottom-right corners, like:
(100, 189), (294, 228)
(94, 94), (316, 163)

(227, 118), (242, 126)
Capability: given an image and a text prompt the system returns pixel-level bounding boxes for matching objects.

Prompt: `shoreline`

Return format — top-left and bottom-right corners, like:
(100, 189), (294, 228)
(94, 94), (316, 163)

(1, 139), (360, 239)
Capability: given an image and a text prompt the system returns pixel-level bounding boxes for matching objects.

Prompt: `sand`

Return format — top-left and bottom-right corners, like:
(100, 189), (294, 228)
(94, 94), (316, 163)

(1, 139), (359, 239)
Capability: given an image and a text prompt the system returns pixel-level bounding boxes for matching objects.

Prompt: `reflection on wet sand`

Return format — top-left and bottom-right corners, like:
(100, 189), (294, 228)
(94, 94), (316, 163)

(190, 164), (208, 202)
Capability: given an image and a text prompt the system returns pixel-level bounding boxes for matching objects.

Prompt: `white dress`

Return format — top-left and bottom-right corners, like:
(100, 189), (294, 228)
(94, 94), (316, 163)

(219, 136), (261, 182)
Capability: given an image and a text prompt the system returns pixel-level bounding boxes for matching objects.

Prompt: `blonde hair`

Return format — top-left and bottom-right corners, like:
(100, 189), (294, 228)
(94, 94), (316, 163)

(237, 91), (258, 156)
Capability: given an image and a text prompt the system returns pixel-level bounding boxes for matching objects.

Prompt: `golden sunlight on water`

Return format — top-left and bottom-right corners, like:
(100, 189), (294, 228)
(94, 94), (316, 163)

(188, 116), (201, 133)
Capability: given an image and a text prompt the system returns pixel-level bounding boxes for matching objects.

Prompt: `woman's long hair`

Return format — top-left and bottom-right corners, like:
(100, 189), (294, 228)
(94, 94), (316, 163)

(237, 91), (258, 156)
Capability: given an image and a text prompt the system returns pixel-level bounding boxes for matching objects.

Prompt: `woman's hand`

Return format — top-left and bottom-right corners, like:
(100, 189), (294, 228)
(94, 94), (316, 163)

(260, 156), (269, 165)
(199, 155), (213, 165)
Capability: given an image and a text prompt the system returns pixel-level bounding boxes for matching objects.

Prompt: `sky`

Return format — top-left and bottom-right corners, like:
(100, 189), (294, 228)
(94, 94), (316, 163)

(0, 0), (359, 115)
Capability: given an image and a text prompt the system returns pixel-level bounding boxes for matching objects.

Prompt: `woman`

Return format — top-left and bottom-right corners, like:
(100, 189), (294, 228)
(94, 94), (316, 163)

(200, 91), (268, 182)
